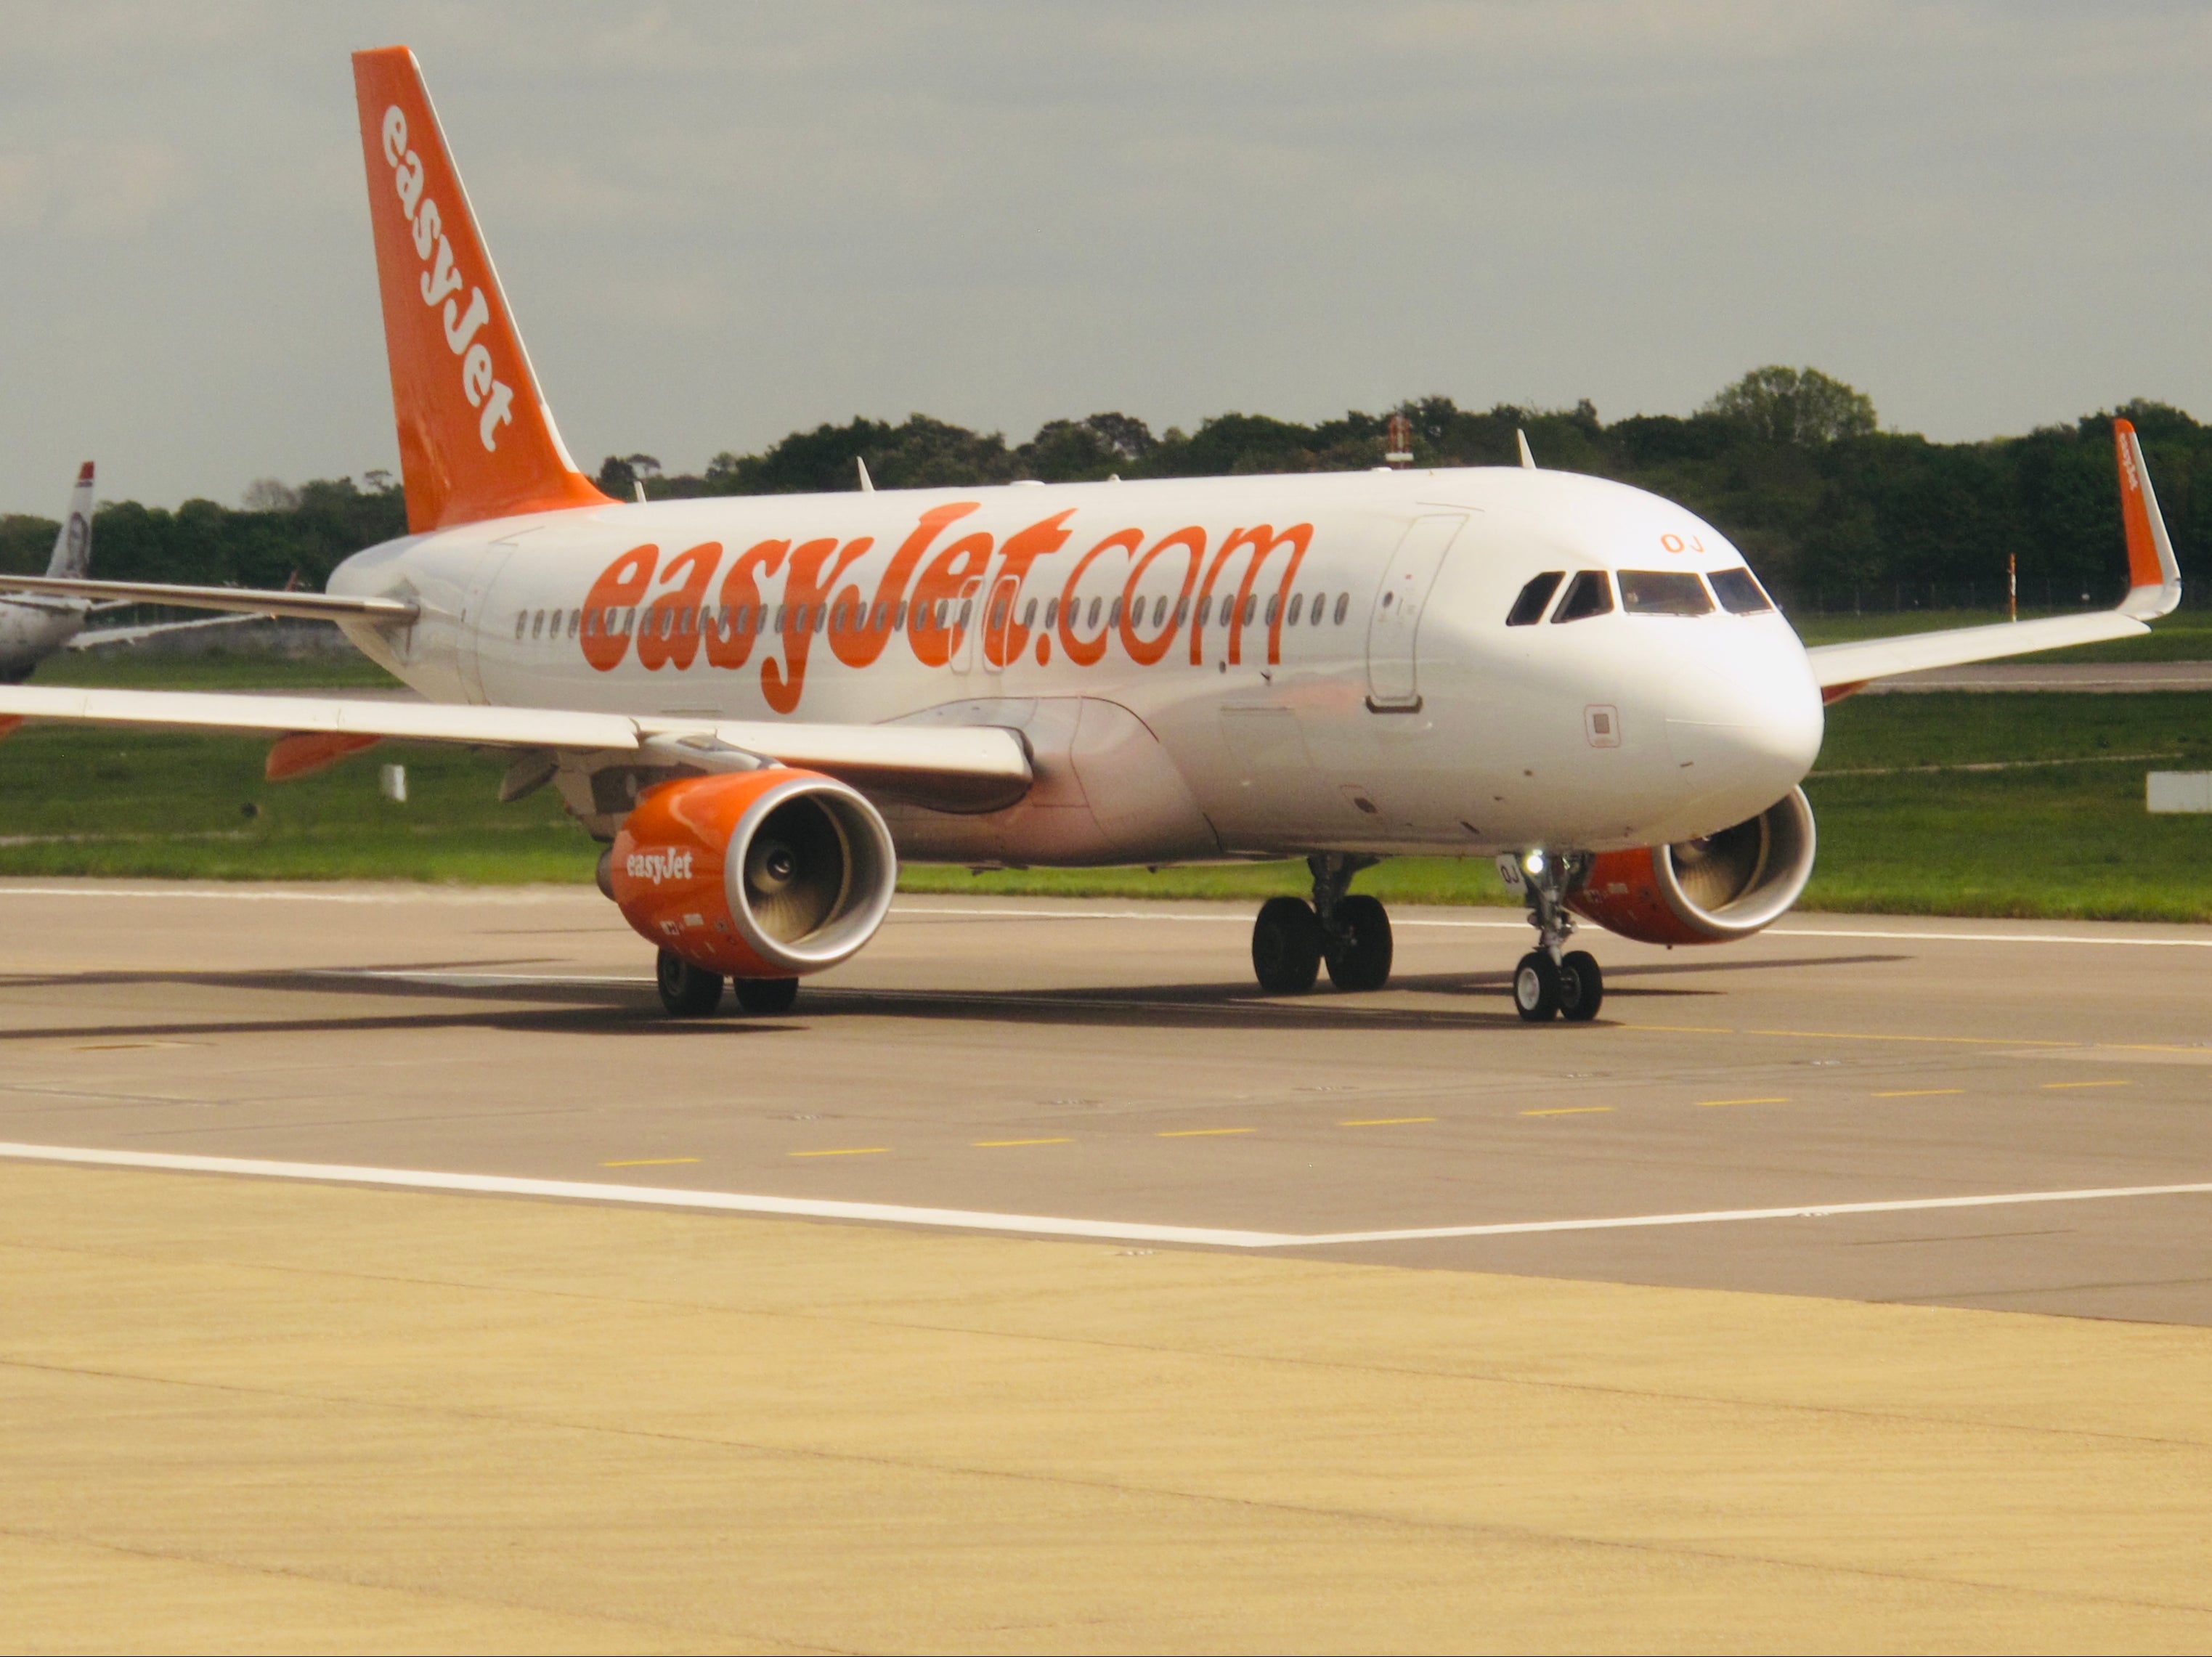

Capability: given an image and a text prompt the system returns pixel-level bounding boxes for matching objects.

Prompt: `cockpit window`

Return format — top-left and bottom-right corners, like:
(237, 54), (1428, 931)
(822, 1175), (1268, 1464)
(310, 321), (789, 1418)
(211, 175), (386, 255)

(1618, 570), (1713, 616)
(1551, 569), (1614, 623)
(1505, 571), (1564, 626)
(1707, 567), (1774, 614)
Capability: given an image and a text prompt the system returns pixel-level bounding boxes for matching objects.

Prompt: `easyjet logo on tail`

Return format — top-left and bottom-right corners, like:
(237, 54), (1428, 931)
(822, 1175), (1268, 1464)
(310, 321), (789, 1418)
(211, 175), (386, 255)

(380, 105), (513, 453)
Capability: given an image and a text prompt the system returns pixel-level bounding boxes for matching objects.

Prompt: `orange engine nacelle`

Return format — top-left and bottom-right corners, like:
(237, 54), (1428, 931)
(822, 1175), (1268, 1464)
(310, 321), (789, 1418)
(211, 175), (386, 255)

(609, 769), (898, 978)
(1566, 787), (1816, 946)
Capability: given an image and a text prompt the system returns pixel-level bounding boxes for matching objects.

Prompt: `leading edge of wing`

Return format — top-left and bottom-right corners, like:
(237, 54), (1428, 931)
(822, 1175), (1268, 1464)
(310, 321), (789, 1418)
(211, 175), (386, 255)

(0, 575), (416, 626)
(0, 685), (1033, 805)
(1804, 418), (2181, 693)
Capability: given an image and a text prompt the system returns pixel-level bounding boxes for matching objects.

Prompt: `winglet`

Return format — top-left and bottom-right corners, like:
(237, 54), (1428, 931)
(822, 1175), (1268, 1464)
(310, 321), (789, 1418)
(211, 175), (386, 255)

(1516, 429), (1536, 470)
(351, 48), (612, 534)
(2115, 418), (2182, 619)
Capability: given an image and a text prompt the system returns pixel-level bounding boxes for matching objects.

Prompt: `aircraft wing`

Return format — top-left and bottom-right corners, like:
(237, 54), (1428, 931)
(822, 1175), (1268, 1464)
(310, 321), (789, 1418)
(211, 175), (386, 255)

(0, 574), (415, 627)
(0, 685), (1033, 813)
(1805, 418), (2181, 695)
(68, 612), (269, 651)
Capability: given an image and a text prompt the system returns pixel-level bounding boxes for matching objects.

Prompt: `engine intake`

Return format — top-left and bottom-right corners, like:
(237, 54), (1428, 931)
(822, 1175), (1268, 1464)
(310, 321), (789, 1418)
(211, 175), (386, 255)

(1566, 787), (1816, 946)
(609, 769), (897, 977)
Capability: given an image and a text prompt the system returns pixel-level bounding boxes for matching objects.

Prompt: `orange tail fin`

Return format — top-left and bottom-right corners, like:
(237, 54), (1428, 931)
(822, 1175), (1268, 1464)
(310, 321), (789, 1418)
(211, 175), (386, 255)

(351, 47), (611, 533)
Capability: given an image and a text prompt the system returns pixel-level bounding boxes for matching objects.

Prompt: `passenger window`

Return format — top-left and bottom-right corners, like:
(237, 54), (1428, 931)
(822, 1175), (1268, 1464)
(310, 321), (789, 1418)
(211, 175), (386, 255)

(1708, 568), (1774, 614)
(566, 610), (580, 639)
(1044, 598), (1058, 629)
(1243, 595), (1257, 626)
(1152, 595), (1167, 627)
(1551, 571), (1614, 623)
(814, 604), (828, 632)
(1333, 593), (1349, 624)
(1618, 570), (1713, 616)
(1022, 598), (1037, 629)
(1288, 593), (1304, 626)
(1173, 596), (1187, 624)
(1264, 595), (1280, 625)
(514, 612), (526, 639)
(957, 599), (972, 627)
(1505, 571), (1564, 626)
(1108, 598), (1123, 626)
(1086, 596), (1101, 630)
(532, 610), (545, 639)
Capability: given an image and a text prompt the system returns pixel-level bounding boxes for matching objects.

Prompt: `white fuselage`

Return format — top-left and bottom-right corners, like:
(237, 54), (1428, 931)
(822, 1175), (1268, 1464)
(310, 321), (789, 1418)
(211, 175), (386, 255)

(0, 598), (85, 681)
(329, 465), (1826, 863)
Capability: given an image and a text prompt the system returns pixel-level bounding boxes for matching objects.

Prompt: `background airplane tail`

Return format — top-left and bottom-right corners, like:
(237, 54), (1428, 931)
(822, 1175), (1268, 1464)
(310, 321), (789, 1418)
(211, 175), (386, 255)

(46, 463), (94, 578)
(351, 47), (610, 534)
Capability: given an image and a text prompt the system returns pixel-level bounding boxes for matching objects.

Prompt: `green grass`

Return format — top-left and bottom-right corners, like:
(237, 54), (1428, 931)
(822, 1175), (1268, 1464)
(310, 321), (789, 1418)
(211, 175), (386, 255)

(7, 654), (2212, 922)
(31, 648), (401, 691)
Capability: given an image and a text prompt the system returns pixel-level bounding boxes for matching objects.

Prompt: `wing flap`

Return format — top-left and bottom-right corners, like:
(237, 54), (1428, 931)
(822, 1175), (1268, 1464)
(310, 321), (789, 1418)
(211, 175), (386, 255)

(0, 686), (1032, 813)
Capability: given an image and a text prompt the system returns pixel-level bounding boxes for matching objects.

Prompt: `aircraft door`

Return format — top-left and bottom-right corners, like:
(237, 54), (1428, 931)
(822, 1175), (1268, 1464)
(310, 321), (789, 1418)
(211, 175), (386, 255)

(981, 572), (1022, 676)
(1365, 513), (1466, 711)
(948, 576), (985, 675)
(455, 545), (516, 704)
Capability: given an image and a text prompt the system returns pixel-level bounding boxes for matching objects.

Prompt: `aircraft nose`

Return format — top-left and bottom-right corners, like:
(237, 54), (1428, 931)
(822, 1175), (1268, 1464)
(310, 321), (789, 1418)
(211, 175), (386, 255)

(1663, 635), (1823, 805)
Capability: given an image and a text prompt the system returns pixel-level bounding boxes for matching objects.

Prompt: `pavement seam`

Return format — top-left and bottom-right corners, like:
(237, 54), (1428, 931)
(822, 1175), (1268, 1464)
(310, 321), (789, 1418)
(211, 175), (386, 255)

(7, 1237), (2212, 1452)
(6, 1353), (2208, 1622)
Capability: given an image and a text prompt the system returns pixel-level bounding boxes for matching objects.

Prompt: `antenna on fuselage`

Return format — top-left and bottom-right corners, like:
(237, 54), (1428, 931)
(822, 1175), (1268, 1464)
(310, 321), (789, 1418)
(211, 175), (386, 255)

(1516, 429), (1536, 470)
(856, 457), (875, 493)
(633, 480), (647, 505)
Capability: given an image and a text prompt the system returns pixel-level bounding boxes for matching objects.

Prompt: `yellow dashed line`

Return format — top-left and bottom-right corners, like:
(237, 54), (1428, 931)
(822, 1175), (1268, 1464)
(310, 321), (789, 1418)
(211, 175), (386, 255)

(1696, 1096), (1791, 1108)
(1157, 1128), (1255, 1138)
(1521, 1107), (1612, 1117)
(1338, 1117), (1436, 1127)
(972, 1137), (1073, 1148)
(1619, 1024), (1736, 1035)
(1872, 1088), (1964, 1099)
(789, 1147), (890, 1157)
(600, 1157), (701, 1168)
(2041, 1079), (2131, 1090)
(1748, 1028), (2073, 1049)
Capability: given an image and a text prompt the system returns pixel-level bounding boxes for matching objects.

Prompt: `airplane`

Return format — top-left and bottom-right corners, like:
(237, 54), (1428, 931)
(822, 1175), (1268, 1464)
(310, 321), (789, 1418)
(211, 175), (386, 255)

(0, 47), (2181, 1023)
(0, 462), (267, 685)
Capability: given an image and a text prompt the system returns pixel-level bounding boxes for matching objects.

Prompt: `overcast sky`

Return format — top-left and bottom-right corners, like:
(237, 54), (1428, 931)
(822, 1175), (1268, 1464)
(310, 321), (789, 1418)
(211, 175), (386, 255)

(0, 1), (2207, 513)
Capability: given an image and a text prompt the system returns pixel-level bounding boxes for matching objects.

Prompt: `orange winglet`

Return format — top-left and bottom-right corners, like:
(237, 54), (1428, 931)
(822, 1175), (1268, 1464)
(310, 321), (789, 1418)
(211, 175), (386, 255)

(1820, 681), (1866, 706)
(0, 715), (23, 741)
(266, 731), (381, 781)
(351, 47), (613, 534)
(2114, 419), (2163, 593)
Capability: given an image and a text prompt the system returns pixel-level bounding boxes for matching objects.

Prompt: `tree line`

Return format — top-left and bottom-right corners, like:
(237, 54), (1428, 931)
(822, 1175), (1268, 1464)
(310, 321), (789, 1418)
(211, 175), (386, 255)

(4, 368), (2203, 613)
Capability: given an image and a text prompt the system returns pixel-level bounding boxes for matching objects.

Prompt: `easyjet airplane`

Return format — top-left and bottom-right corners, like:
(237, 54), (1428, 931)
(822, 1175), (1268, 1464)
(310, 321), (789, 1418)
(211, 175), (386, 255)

(0, 49), (2182, 1022)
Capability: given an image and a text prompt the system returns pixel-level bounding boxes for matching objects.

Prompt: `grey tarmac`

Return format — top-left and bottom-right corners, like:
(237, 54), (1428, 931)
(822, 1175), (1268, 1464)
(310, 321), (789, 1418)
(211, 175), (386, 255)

(4, 881), (2208, 1324)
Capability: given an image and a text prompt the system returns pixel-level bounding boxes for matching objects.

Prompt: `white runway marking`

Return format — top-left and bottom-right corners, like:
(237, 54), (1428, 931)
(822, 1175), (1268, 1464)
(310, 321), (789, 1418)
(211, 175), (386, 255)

(4, 1141), (2206, 1250)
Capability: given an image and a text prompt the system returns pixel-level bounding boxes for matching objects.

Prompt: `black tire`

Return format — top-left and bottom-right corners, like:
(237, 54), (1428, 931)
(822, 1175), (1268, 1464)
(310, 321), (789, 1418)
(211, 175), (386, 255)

(733, 977), (800, 1015)
(656, 948), (725, 1017)
(1252, 897), (1323, 993)
(1513, 950), (1562, 1022)
(1325, 895), (1394, 992)
(1558, 950), (1603, 1022)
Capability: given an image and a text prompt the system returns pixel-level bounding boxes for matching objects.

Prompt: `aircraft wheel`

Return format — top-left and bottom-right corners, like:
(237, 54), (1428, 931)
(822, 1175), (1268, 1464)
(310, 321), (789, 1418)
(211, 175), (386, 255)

(1558, 950), (1603, 1022)
(656, 948), (725, 1017)
(1325, 895), (1394, 992)
(1513, 951), (1562, 1022)
(734, 977), (800, 1015)
(1251, 897), (1323, 994)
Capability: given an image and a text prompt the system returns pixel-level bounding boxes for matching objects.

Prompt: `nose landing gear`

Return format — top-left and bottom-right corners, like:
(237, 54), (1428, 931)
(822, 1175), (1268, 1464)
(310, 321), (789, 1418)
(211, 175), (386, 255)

(1509, 852), (1603, 1023)
(1249, 853), (1394, 994)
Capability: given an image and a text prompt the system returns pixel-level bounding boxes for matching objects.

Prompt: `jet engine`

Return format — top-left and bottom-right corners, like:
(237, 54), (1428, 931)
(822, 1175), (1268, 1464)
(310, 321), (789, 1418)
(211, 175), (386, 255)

(608, 770), (898, 978)
(1566, 787), (1815, 946)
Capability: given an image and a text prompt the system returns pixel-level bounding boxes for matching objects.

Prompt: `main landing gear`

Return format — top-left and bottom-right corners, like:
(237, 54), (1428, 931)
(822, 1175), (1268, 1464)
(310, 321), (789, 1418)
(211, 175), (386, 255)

(655, 948), (800, 1019)
(1251, 854), (1394, 994)
(1510, 852), (1603, 1024)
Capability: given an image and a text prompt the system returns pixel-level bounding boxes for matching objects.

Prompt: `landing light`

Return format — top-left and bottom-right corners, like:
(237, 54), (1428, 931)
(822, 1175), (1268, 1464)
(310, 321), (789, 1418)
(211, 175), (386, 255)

(1522, 850), (1547, 876)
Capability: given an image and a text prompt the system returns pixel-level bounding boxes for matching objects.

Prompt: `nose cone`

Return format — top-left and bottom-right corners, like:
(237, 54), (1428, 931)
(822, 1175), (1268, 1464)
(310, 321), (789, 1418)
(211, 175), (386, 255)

(1660, 624), (1823, 833)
